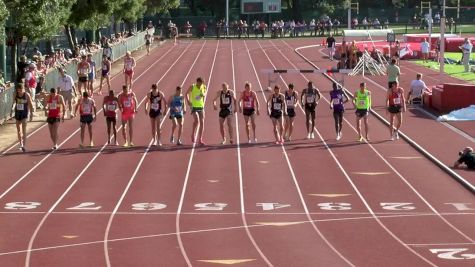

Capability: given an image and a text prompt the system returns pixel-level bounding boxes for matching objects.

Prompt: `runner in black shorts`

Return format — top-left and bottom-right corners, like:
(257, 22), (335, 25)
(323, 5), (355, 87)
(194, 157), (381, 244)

(74, 91), (97, 147)
(145, 83), (167, 146)
(267, 85), (287, 144)
(11, 83), (34, 152)
(239, 82), (260, 143)
(386, 81), (406, 140)
(103, 90), (119, 145)
(213, 82), (237, 144)
(300, 81), (321, 139)
(283, 83), (298, 141)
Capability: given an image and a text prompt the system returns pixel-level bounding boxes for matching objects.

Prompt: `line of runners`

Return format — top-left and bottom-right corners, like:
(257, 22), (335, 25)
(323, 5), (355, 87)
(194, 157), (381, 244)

(10, 75), (409, 151)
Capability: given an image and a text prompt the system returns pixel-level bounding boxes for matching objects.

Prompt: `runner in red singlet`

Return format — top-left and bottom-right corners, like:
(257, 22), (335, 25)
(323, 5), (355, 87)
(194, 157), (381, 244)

(103, 90), (119, 145)
(386, 81), (406, 141)
(123, 51), (136, 87)
(74, 91), (97, 147)
(239, 82), (260, 143)
(118, 85), (138, 147)
(45, 88), (66, 150)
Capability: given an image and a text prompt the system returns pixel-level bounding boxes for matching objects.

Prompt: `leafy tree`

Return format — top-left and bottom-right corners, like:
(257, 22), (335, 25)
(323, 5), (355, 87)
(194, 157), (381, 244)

(146, 0), (180, 15)
(114, 0), (147, 33)
(0, 0), (8, 43)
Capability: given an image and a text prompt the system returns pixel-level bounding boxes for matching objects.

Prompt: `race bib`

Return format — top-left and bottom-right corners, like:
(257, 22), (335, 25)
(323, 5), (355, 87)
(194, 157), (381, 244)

(393, 98), (401, 105)
(332, 98), (340, 105)
(124, 100), (131, 108)
(358, 100), (366, 106)
(151, 103), (159, 110)
(80, 68), (88, 75)
(306, 96), (315, 103)
(174, 106), (182, 112)
(82, 104), (91, 114)
(107, 104), (116, 111)
(244, 101), (252, 108)
(222, 98), (230, 105)
(286, 100), (294, 106)
(102, 65), (108, 70)
(50, 101), (57, 109)
(16, 103), (24, 111)
(195, 95), (202, 100)
(273, 103), (282, 110)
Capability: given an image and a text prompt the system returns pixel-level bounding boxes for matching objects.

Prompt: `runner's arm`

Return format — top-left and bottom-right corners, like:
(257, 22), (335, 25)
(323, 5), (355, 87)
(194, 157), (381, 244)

(185, 85), (192, 106)
(294, 91), (299, 107)
(133, 93), (139, 113)
(400, 88), (407, 112)
(315, 89), (321, 103)
(26, 93), (34, 115)
(144, 92), (150, 114)
(212, 91), (220, 110)
(253, 92), (260, 114)
(102, 97), (107, 116)
(93, 101), (97, 120)
(60, 95), (66, 121)
(300, 89), (305, 106)
(282, 94), (287, 115)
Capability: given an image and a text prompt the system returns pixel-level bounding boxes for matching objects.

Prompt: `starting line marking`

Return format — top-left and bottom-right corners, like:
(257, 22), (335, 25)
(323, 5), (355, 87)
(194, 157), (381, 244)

(309, 194), (352, 198)
(352, 172), (391, 176)
(390, 156), (423, 160)
(197, 259), (256, 265)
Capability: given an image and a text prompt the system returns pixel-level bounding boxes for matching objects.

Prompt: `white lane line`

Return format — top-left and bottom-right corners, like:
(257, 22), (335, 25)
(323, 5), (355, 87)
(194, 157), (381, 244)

(313, 44), (475, 242)
(0, 44), (177, 202)
(1, 213), (461, 258)
(175, 40), (218, 267)
(313, 45), (475, 144)
(232, 40), (273, 267)
(273, 39), (438, 266)
(1, 43), (172, 155)
(251, 39), (355, 267)
(408, 242), (475, 247)
(103, 41), (201, 267)
(2, 211), (474, 215)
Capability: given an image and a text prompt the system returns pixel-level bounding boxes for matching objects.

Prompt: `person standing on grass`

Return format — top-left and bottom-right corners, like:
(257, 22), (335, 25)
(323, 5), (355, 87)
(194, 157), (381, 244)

(353, 82), (371, 142)
(103, 90), (119, 145)
(386, 82), (406, 141)
(186, 77), (207, 145)
(283, 83), (298, 141)
(420, 38), (430, 63)
(213, 82), (237, 145)
(330, 82), (349, 141)
(326, 34), (336, 61)
(301, 81), (321, 139)
(460, 38), (473, 72)
(118, 85), (138, 147)
(74, 91), (97, 148)
(11, 83), (34, 152)
(387, 58), (400, 89)
(145, 83), (167, 147)
(169, 86), (186, 145)
(45, 88), (66, 150)
(99, 55), (111, 95)
(267, 85), (287, 145)
(239, 82), (260, 143)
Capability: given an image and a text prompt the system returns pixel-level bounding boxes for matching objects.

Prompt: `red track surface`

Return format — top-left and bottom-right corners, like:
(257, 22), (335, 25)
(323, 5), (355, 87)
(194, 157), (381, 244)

(0, 39), (474, 266)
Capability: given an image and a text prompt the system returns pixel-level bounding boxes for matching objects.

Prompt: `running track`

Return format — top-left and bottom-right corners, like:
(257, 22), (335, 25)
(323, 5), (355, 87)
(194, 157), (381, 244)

(0, 39), (474, 266)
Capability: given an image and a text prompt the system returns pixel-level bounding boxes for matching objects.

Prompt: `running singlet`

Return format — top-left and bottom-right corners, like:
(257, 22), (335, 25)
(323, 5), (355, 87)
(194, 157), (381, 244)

(190, 84), (206, 108)
(15, 93), (28, 116)
(304, 88), (318, 106)
(80, 98), (94, 115)
(242, 91), (255, 109)
(388, 90), (402, 107)
(271, 94), (283, 112)
(27, 70), (37, 89)
(124, 58), (134, 71)
(120, 93), (136, 113)
(170, 95), (184, 116)
(104, 97), (118, 117)
(330, 90), (345, 112)
(220, 90), (232, 110)
(150, 93), (162, 111)
(88, 60), (96, 75)
(355, 89), (371, 110)
(78, 62), (89, 76)
(47, 95), (61, 118)
(285, 91), (296, 109)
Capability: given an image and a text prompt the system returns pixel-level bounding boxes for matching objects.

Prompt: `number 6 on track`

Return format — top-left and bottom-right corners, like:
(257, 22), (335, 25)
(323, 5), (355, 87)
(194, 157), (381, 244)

(430, 248), (475, 260)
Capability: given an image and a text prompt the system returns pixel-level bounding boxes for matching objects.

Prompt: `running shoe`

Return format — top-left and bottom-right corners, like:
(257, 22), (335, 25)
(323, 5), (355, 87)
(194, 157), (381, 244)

(199, 139), (206, 146)
(170, 136), (175, 144)
(157, 141), (162, 147)
(229, 139), (234, 144)
(52, 145), (58, 150)
(123, 142), (129, 148)
(114, 141), (119, 146)
(306, 133), (311, 139)
(248, 139), (252, 144)
(152, 139), (157, 146)
(79, 144), (84, 148)
(177, 139), (183, 145)
(221, 139), (226, 145)
(254, 137), (258, 143)
(89, 142), (94, 147)
(357, 136), (363, 142)
(310, 132), (315, 139)
(336, 134), (341, 141)
(19, 146), (25, 152)
(275, 141), (281, 145)
(129, 142), (135, 147)
(395, 131), (399, 140)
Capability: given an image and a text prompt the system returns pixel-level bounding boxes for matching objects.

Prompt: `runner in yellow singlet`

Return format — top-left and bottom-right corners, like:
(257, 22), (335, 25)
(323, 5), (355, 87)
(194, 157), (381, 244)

(186, 77), (207, 145)
(353, 82), (372, 142)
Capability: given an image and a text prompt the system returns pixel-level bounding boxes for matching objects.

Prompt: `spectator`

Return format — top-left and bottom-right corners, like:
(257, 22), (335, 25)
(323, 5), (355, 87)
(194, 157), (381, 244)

(184, 21), (192, 35)
(36, 59), (47, 95)
(32, 47), (42, 58)
(326, 34), (336, 61)
(17, 55), (29, 83)
(362, 17), (368, 29)
(259, 21), (267, 38)
(57, 67), (77, 118)
(407, 73), (430, 105)
(157, 20), (163, 37)
(394, 40), (401, 65)
(24, 63), (38, 110)
(373, 18), (381, 29)
(460, 38), (473, 72)
(454, 147), (475, 169)
(448, 17), (454, 32)
(333, 18), (340, 35)
(420, 38), (430, 63)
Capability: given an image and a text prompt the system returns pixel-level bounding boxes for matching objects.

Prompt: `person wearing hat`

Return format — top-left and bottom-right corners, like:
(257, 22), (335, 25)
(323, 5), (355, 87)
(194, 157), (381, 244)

(454, 147), (475, 169)
(57, 67), (77, 119)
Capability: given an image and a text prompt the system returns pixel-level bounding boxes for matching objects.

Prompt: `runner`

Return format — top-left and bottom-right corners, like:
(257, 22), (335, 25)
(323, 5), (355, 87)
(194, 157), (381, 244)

(239, 82), (260, 143)
(213, 82), (237, 145)
(386, 81), (406, 140)
(102, 90), (119, 145)
(77, 55), (90, 94)
(353, 82), (372, 142)
(267, 85), (287, 144)
(44, 88), (66, 150)
(145, 31), (152, 55)
(123, 51), (136, 87)
(118, 85), (138, 147)
(186, 77), (207, 145)
(99, 54), (111, 95)
(300, 81), (321, 139)
(87, 53), (96, 96)
(283, 83), (298, 141)
(145, 83), (167, 146)
(73, 91), (97, 147)
(10, 83), (34, 152)
(329, 82), (350, 141)
(169, 86), (186, 145)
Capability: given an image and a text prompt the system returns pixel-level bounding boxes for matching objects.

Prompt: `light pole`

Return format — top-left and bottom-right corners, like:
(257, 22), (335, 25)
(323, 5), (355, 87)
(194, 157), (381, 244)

(440, 0), (446, 79)
(226, 0), (229, 31)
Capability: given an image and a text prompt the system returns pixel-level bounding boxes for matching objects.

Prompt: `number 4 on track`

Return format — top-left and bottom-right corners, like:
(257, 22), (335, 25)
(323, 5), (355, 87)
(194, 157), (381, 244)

(430, 248), (475, 260)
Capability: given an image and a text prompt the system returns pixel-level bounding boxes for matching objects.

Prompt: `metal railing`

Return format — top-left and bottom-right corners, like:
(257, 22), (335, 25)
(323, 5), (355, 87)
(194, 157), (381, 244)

(0, 84), (14, 124)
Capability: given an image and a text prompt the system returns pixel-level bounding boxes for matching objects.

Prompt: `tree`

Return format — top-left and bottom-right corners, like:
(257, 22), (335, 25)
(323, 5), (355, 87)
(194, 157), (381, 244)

(0, 0), (8, 43)
(114, 0), (147, 33)
(5, 0), (74, 81)
(145, 0), (180, 15)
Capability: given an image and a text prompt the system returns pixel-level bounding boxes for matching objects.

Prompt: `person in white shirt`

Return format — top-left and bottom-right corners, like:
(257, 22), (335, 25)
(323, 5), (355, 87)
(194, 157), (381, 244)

(57, 67), (77, 118)
(460, 38), (473, 72)
(407, 73), (430, 105)
(420, 38), (430, 63)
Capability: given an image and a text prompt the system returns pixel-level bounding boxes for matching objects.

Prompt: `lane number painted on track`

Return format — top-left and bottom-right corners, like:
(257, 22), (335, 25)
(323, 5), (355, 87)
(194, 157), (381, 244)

(380, 203), (416, 211)
(256, 203), (291, 211)
(66, 202), (102, 210)
(445, 203), (475, 211)
(132, 203), (167, 211)
(194, 203), (228, 211)
(4, 202), (41, 210)
(318, 202), (352, 211)
(430, 248), (475, 260)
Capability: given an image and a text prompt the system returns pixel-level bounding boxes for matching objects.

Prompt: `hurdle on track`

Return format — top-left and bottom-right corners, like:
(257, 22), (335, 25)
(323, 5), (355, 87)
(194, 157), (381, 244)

(261, 68), (352, 89)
